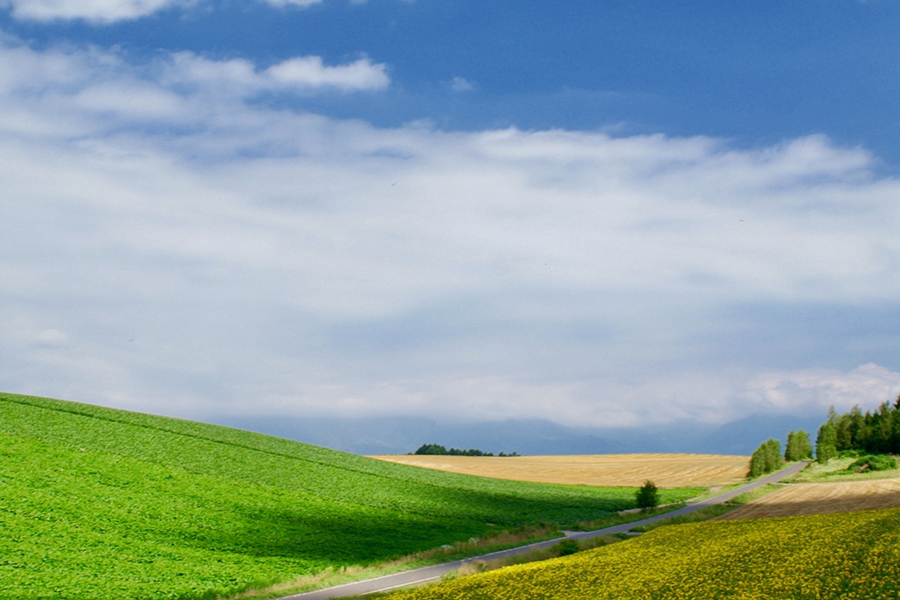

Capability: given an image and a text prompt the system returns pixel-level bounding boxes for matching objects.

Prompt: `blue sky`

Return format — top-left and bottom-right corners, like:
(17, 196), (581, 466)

(1, 0), (899, 433)
(5, 0), (898, 159)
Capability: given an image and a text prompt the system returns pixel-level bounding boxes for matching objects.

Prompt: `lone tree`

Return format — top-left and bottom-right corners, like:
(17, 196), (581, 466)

(636, 480), (659, 510)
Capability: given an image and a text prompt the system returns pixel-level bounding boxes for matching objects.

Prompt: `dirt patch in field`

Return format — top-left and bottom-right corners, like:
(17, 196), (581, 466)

(719, 478), (900, 520)
(369, 454), (750, 487)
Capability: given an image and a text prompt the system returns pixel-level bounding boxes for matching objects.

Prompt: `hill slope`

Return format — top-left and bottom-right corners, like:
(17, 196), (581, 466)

(389, 507), (900, 600)
(0, 393), (698, 600)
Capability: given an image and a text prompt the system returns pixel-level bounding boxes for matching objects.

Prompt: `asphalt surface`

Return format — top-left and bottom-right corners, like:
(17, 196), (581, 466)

(280, 461), (807, 600)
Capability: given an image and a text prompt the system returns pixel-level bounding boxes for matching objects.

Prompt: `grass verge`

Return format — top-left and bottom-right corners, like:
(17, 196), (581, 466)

(786, 457), (900, 483)
(629, 484), (784, 532)
(216, 526), (563, 600)
(336, 535), (628, 600)
(565, 503), (687, 531)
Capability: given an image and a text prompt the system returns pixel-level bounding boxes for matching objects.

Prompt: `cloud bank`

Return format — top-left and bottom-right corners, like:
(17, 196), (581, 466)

(1, 36), (899, 428)
(1, 0), (191, 22)
(1, 0), (328, 23)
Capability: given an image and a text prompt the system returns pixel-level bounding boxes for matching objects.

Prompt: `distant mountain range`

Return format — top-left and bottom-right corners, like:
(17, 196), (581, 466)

(210, 413), (826, 457)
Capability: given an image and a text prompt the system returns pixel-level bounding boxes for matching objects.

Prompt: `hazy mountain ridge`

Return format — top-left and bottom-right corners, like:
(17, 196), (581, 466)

(211, 413), (825, 457)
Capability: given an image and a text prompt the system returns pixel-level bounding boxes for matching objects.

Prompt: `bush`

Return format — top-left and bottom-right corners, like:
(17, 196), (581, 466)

(555, 539), (580, 556)
(636, 480), (659, 509)
(848, 455), (897, 473)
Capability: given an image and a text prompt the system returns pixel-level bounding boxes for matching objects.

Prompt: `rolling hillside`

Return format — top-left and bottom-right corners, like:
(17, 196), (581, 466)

(0, 393), (699, 600)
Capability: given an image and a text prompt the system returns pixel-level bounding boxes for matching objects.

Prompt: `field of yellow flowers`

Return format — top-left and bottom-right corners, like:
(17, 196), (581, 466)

(389, 507), (900, 600)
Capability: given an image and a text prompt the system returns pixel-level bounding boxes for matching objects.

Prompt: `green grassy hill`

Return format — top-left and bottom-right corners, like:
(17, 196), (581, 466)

(0, 393), (698, 600)
(388, 507), (900, 600)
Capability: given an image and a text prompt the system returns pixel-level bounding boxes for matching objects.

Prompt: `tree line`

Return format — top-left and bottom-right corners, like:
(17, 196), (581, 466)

(413, 444), (519, 457)
(748, 431), (812, 477)
(815, 398), (900, 461)
(749, 396), (900, 477)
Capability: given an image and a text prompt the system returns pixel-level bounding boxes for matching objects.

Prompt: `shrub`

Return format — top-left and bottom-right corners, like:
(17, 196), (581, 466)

(636, 480), (659, 509)
(849, 455), (897, 472)
(555, 539), (580, 556)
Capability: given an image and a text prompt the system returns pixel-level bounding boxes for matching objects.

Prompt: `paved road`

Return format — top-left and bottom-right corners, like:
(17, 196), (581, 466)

(280, 461), (807, 600)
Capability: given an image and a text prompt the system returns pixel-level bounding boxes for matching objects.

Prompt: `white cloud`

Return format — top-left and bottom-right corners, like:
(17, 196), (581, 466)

(1, 0), (329, 23)
(1, 0), (190, 22)
(1, 37), (900, 428)
(265, 56), (389, 90)
(164, 52), (390, 94)
(449, 76), (474, 92)
(263, 0), (322, 6)
(746, 364), (900, 416)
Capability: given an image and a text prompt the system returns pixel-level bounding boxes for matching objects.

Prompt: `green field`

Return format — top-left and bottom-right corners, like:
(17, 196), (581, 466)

(388, 507), (900, 600)
(0, 393), (699, 600)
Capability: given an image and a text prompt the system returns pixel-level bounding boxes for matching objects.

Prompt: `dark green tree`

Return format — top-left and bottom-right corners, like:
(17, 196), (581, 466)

(785, 431), (796, 461)
(414, 444), (448, 455)
(764, 439), (783, 472)
(636, 480), (659, 509)
(749, 445), (767, 478)
(816, 419), (838, 463)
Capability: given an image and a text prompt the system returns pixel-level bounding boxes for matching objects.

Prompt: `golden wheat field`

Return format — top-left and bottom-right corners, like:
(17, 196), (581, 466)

(388, 507), (900, 600)
(368, 454), (750, 487)
(720, 478), (900, 520)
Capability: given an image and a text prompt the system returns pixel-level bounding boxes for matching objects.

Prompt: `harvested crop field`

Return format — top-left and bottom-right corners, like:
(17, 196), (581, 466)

(719, 478), (900, 520)
(369, 454), (750, 487)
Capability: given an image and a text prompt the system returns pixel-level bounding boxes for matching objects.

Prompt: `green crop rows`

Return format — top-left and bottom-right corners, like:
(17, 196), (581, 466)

(0, 393), (700, 600)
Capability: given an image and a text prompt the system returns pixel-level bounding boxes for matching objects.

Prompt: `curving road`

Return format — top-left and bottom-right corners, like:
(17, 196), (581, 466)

(280, 461), (807, 600)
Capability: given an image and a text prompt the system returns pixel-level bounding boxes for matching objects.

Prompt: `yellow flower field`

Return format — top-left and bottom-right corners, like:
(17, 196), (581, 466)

(390, 507), (900, 600)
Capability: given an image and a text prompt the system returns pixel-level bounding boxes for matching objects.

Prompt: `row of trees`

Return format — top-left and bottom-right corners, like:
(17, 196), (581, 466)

(748, 430), (813, 477)
(750, 396), (900, 475)
(413, 444), (519, 457)
(816, 398), (900, 461)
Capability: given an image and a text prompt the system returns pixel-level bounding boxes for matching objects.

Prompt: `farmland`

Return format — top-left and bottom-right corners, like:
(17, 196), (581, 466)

(371, 453), (750, 487)
(719, 478), (900, 520)
(386, 506), (900, 600)
(0, 393), (700, 600)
